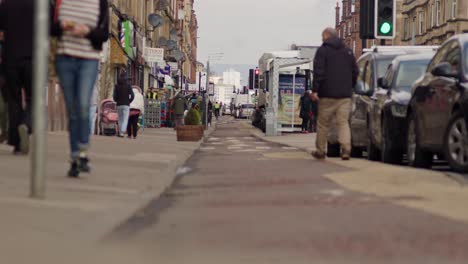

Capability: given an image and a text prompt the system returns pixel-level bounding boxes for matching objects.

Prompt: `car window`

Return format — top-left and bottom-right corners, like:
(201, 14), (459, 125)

(364, 60), (373, 92)
(355, 58), (368, 92)
(384, 63), (394, 87)
(395, 60), (431, 90)
(242, 104), (254, 108)
(443, 41), (461, 75)
(427, 41), (452, 72)
(376, 59), (393, 79)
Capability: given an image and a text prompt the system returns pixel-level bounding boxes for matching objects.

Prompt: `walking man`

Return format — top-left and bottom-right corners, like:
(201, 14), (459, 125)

(113, 72), (134, 137)
(172, 93), (187, 128)
(311, 27), (358, 161)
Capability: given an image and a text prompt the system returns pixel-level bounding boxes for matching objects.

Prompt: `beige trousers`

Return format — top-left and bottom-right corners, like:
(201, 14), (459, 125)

(315, 98), (352, 155)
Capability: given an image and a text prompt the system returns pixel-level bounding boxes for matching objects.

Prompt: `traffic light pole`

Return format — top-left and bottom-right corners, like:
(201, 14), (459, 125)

(31, 0), (49, 199)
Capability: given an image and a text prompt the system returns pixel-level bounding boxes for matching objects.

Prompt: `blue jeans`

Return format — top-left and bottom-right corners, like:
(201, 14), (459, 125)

(117, 105), (129, 134)
(89, 105), (97, 135)
(55, 56), (99, 158)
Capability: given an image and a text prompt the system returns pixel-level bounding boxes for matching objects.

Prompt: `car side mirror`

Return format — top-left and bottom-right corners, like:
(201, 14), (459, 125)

(377, 77), (389, 89)
(354, 81), (373, 96)
(431, 62), (459, 78)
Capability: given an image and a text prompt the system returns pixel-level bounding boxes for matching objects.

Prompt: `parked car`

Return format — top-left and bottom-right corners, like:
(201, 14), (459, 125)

(351, 46), (439, 158)
(355, 53), (434, 164)
(407, 34), (468, 172)
(237, 104), (255, 119)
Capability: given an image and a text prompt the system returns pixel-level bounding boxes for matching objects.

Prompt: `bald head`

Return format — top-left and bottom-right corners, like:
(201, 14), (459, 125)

(322, 27), (338, 42)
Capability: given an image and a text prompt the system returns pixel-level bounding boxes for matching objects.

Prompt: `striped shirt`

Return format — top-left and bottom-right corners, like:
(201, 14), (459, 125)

(57, 0), (101, 60)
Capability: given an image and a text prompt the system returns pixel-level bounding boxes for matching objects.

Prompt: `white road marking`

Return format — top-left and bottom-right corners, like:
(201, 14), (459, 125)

(282, 147), (298, 150)
(320, 189), (345, 197)
(208, 137), (220, 141)
(200, 147), (216, 151)
(235, 149), (262, 152)
(255, 146), (271, 150)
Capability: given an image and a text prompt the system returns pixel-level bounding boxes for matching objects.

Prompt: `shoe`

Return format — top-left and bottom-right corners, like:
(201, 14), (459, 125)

(117, 133), (124, 138)
(341, 152), (350, 161)
(18, 124), (29, 154)
(78, 157), (91, 173)
(68, 161), (80, 178)
(311, 151), (326, 160)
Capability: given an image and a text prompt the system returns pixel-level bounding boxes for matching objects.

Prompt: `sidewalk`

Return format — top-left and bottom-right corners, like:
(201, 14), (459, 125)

(0, 126), (213, 263)
(249, 125), (468, 225)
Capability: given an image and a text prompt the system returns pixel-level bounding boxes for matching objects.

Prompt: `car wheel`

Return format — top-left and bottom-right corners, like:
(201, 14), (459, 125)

(366, 127), (380, 161)
(381, 117), (402, 164)
(407, 113), (432, 168)
(444, 112), (468, 173)
(327, 143), (340, 157)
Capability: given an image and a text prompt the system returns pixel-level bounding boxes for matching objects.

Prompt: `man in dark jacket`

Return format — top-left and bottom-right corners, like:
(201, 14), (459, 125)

(299, 90), (312, 133)
(0, 0), (34, 154)
(311, 27), (358, 160)
(113, 72), (134, 137)
(171, 93), (187, 128)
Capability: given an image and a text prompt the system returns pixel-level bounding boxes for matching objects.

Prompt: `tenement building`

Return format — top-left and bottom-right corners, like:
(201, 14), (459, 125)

(401, 0), (468, 45)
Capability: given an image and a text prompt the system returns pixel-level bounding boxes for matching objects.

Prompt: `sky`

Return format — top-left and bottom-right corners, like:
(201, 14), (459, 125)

(194, 0), (337, 66)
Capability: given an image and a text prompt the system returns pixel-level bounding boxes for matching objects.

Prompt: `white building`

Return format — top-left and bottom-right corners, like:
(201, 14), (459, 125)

(222, 69), (241, 90)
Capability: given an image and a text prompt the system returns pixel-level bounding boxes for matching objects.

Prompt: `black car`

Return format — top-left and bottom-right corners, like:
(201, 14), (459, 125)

(351, 51), (402, 157)
(407, 34), (468, 172)
(363, 53), (433, 164)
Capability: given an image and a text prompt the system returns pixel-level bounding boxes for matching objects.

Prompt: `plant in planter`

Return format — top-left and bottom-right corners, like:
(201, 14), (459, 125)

(176, 108), (204, 141)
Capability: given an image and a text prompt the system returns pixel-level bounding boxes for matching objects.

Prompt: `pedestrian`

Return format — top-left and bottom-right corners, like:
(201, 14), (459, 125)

(207, 100), (213, 126)
(310, 27), (358, 161)
(171, 93), (187, 128)
(309, 98), (318, 133)
(214, 101), (220, 120)
(51, 0), (109, 177)
(127, 86), (144, 139)
(113, 72), (134, 138)
(299, 90), (312, 133)
(0, 0), (34, 154)
(89, 82), (99, 135)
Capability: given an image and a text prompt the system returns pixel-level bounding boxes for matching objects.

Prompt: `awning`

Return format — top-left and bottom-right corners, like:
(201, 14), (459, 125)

(110, 38), (128, 65)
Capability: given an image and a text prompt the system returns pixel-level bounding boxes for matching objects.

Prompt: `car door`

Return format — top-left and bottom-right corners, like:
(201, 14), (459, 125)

(413, 43), (450, 146)
(427, 41), (462, 147)
(422, 40), (461, 148)
(373, 62), (395, 148)
(351, 56), (370, 147)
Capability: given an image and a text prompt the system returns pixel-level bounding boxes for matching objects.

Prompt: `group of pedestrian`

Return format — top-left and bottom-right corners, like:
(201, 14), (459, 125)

(299, 90), (318, 133)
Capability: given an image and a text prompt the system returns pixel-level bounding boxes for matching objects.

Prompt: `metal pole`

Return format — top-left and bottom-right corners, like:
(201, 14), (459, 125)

(292, 73), (296, 131)
(205, 60), (210, 128)
(31, 0), (50, 199)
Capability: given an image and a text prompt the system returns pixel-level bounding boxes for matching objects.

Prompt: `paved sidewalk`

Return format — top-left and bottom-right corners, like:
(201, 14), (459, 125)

(249, 125), (468, 225)
(0, 126), (213, 263)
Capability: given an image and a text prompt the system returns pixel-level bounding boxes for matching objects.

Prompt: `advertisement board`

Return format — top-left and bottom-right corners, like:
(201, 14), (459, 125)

(277, 74), (306, 126)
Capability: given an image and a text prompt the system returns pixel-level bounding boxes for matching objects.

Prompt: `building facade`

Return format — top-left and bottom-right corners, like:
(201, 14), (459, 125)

(401, 0), (468, 45)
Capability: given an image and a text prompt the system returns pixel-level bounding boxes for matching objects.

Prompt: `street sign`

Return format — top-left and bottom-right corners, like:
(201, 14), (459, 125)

(144, 47), (164, 63)
(168, 62), (179, 71)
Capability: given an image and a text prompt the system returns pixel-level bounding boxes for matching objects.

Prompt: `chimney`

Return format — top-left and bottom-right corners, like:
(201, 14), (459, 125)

(335, 2), (340, 27)
(342, 0), (348, 20)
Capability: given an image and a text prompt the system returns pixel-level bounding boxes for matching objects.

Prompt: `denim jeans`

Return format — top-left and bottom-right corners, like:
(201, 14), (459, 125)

(89, 105), (97, 135)
(55, 55), (99, 158)
(117, 105), (130, 134)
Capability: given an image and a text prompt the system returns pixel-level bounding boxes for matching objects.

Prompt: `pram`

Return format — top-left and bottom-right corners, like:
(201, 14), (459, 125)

(98, 99), (119, 136)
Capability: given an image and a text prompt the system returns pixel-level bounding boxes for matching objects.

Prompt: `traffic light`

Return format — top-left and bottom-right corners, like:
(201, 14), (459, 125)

(254, 68), (259, 89)
(360, 0), (375, 39)
(249, 69), (254, 89)
(375, 0), (395, 39)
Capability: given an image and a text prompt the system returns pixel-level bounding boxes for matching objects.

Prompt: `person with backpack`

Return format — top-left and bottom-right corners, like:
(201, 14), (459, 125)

(127, 86), (144, 139)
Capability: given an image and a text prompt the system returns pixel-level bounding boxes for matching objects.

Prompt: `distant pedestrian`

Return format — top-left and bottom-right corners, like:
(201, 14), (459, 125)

(311, 27), (358, 161)
(207, 100), (213, 126)
(113, 72), (134, 137)
(51, 0), (109, 177)
(0, 32), (7, 143)
(172, 93), (187, 128)
(299, 90), (312, 133)
(127, 86), (144, 139)
(214, 101), (220, 120)
(0, 0), (34, 154)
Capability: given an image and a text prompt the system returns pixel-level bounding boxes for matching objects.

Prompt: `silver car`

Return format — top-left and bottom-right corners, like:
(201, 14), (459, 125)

(237, 104), (255, 119)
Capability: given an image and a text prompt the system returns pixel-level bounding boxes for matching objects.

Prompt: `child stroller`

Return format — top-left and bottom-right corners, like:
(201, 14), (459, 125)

(98, 99), (119, 136)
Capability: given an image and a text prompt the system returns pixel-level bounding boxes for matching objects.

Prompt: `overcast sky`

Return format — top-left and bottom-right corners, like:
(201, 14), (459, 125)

(194, 0), (337, 66)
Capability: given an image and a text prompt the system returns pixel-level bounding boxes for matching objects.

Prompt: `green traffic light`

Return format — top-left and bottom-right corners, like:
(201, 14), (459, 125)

(379, 22), (392, 35)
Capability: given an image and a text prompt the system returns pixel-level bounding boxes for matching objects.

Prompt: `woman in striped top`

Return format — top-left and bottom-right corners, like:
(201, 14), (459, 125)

(51, 0), (109, 178)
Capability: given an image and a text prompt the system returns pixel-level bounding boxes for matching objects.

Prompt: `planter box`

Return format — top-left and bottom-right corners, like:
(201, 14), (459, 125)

(176, 125), (204, 141)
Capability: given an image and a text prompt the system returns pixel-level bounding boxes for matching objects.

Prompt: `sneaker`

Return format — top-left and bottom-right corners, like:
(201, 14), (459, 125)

(341, 152), (350, 161)
(18, 124), (29, 154)
(78, 157), (91, 173)
(311, 151), (326, 160)
(68, 161), (80, 178)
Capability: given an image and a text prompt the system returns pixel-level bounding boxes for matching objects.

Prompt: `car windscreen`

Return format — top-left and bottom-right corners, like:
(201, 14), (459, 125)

(377, 59), (394, 79)
(395, 59), (430, 90)
(242, 104), (254, 109)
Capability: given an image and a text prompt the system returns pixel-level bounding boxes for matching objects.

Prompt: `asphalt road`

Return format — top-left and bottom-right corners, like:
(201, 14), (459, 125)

(110, 118), (468, 264)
